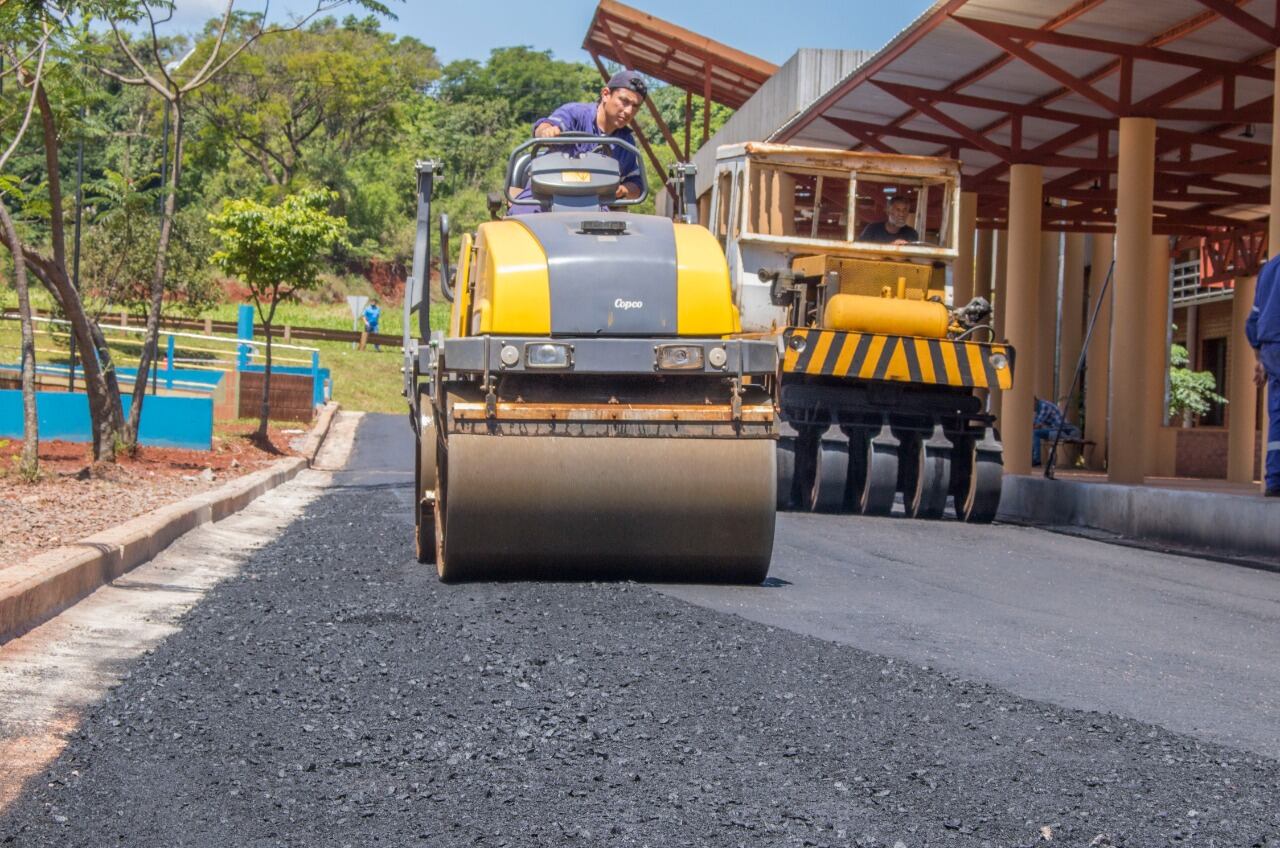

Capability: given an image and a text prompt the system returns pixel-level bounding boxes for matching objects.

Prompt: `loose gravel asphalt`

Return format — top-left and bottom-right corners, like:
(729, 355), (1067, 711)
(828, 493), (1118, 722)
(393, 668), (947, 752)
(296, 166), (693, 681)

(2, 413), (1278, 847)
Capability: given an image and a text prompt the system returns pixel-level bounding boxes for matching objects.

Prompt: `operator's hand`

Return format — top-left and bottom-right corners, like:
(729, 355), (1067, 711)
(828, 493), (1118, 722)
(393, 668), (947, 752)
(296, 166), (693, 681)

(1255, 357), (1267, 388)
(892, 239), (909, 245)
(616, 182), (641, 200)
(534, 123), (562, 139)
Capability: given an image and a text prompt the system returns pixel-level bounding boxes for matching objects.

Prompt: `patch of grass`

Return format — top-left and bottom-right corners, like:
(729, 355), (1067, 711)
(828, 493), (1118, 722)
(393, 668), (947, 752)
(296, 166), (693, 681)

(206, 300), (451, 339)
(312, 339), (407, 415)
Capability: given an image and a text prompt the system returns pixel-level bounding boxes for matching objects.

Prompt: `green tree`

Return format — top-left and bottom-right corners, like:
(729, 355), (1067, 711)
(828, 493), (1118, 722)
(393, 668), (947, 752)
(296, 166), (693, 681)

(1, 0), (131, 463)
(0, 194), (40, 480)
(189, 16), (438, 191)
(0, 1), (52, 479)
(439, 47), (597, 126)
(1169, 342), (1227, 426)
(79, 169), (219, 317)
(92, 0), (392, 446)
(208, 190), (348, 438)
(630, 80), (734, 214)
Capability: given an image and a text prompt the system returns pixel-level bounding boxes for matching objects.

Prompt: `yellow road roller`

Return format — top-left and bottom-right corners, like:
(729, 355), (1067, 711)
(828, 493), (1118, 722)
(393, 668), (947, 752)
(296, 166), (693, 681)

(706, 143), (1014, 522)
(403, 137), (778, 582)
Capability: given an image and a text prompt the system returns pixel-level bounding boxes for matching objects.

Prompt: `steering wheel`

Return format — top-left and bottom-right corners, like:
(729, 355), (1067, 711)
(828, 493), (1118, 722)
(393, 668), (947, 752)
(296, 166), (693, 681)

(502, 133), (647, 206)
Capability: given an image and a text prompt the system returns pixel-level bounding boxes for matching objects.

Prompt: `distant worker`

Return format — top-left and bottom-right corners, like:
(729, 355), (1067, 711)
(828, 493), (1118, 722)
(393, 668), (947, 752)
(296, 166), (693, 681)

(1246, 255), (1280, 496)
(508, 70), (647, 214)
(1032, 396), (1080, 468)
(859, 196), (920, 245)
(361, 299), (381, 352)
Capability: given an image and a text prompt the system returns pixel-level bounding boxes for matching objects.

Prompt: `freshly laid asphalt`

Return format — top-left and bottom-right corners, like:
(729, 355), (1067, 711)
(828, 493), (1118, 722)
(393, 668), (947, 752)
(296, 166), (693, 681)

(2, 413), (1278, 847)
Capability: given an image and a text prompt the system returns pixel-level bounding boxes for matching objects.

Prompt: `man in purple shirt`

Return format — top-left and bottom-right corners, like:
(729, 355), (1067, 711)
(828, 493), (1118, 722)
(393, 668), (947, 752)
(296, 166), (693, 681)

(508, 70), (647, 213)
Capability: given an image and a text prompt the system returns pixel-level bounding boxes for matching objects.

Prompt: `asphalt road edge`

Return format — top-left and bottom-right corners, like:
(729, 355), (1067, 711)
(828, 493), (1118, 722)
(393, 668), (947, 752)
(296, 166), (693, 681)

(0, 402), (340, 645)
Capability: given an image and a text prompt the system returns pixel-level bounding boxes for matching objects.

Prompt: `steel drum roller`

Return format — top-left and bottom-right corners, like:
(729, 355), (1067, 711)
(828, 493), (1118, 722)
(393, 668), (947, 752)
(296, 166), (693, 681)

(438, 434), (776, 582)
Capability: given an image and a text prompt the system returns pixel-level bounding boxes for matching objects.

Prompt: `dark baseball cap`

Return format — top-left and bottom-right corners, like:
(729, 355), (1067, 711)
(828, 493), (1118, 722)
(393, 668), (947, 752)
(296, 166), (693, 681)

(607, 70), (648, 97)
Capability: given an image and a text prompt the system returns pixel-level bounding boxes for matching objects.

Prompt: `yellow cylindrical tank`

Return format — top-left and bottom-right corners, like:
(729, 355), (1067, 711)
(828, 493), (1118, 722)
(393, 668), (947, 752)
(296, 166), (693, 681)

(823, 293), (950, 338)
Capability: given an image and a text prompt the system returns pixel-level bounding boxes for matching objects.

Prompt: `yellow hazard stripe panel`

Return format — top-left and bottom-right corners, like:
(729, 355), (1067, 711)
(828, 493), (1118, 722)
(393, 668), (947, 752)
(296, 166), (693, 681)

(782, 329), (1013, 389)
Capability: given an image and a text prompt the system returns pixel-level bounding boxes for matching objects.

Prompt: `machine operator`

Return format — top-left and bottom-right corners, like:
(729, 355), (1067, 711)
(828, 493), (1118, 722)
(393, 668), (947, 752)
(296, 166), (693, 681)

(859, 195), (920, 245)
(508, 70), (647, 214)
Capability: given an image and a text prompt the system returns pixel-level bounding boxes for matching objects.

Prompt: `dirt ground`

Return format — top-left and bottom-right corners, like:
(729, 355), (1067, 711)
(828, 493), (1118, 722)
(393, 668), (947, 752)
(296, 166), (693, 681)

(0, 424), (300, 568)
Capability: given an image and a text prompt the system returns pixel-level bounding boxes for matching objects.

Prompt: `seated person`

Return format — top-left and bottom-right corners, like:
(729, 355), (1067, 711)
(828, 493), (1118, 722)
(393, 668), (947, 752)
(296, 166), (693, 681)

(508, 70), (646, 214)
(1032, 396), (1082, 467)
(859, 196), (920, 244)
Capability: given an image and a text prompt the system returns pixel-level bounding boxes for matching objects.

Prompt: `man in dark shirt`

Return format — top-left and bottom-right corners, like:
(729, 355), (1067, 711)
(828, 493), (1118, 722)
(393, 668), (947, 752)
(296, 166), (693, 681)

(1032, 396), (1081, 467)
(509, 70), (646, 214)
(859, 196), (920, 244)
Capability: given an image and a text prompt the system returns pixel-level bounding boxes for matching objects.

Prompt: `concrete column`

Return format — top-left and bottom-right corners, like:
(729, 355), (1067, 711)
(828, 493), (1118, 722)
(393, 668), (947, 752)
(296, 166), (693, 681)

(1228, 274), (1260, 483)
(1084, 234), (1114, 470)
(1059, 233), (1086, 420)
(1036, 230), (1061, 402)
(1108, 117), (1156, 485)
(990, 229), (1010, 425)
(953, 191), (978, 307)
(994, 230), (1010, 339)
(1003, 165), (1043, 476)
(1145, 235), (1172, 476)
(976, 228), (995, 302)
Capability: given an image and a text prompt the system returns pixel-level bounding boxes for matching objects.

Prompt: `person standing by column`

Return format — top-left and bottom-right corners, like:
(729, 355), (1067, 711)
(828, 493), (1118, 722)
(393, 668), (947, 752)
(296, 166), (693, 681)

(1246, 257), (1280, 496)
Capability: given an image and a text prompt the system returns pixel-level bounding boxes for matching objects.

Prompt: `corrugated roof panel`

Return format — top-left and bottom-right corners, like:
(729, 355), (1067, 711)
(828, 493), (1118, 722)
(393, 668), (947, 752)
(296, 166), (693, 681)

(1068, 0), (1208, 44)
(760, 0), (1273, 233)
(583, 0), (778, 109)
(962, 0), (1061, 28)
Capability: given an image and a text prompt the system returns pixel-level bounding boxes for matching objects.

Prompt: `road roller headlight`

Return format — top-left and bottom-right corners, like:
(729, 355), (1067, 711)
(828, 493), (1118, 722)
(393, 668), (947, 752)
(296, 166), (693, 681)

(655, 344), (704, 370)
(988, 352), (1009, 371)
(526, 342), (572, 368)
(707, 346), (728, 369)
(499, 344), (520, 367)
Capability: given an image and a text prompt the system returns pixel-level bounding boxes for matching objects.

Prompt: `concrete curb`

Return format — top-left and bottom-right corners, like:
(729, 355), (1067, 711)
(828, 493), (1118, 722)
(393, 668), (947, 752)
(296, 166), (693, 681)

(0, 402), (340, 644)
(998, 474), (1280, 562)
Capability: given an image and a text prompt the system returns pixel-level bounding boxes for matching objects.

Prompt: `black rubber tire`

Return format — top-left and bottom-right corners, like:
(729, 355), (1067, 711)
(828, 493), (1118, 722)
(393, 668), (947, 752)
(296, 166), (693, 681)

(859, 425), (899, 517)
(959, 445), (1003, 523)
(909, 426), (951, 520)
(950, 436), (976, 521)
(809, 438), (850, 513)
(792, 428), (820, 512)
(899, 433), (926, 518)
(845, 428), (869, 515)
(776, 436), (798, 510)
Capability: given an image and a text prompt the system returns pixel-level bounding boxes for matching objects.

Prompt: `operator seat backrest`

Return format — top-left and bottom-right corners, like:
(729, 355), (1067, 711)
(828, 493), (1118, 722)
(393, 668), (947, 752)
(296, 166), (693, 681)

(511, 153), (533, 194)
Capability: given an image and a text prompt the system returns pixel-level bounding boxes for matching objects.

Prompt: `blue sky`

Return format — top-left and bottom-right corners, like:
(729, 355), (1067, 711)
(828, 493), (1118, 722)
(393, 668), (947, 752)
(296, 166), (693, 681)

(166, 1), (936, 66)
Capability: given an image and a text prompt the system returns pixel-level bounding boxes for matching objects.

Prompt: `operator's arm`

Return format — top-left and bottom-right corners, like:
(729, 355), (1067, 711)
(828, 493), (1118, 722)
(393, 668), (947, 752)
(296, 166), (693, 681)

(1250, 260), (1275, 386)
(614, 143), (642, 200)
(532, 103), (579, 138)
(1247, 260), (1270, 349)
